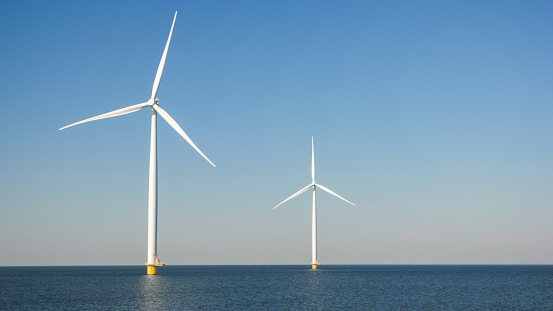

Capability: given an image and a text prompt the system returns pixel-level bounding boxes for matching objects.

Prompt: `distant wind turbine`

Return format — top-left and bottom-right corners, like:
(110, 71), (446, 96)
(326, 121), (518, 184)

(59, 11), (215, 275)
(273, 137), (355, 269)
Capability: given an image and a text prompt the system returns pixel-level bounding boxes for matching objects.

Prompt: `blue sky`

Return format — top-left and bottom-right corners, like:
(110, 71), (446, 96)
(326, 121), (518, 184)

(1, 0), (552, 266)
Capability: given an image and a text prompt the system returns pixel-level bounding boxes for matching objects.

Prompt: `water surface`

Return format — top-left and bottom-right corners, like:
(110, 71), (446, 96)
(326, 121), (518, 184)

(1, 265), (552, 310)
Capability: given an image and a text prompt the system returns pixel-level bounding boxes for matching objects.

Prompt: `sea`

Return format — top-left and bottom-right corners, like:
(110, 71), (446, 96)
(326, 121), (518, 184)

(1, 265), (552, 310)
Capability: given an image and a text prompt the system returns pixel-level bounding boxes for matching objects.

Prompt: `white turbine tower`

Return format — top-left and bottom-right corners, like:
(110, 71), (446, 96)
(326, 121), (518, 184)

(59, 11), (215, 275)
(273, 137), (355, 269)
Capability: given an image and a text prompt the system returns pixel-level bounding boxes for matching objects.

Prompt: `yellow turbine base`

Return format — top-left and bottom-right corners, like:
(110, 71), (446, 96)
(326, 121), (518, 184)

(146, 266), (157, 275)
(312, 264), (318, 269)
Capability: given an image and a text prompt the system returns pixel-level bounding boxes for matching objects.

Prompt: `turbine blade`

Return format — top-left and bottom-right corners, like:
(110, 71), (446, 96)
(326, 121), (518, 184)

(152, 104), (216, 167)
(59, 102), (150, 130)
(273, 184), (313, 209)
(311, 136), (315, 182)
(151, 11), (177, 101)
(316, 183), (356, 206)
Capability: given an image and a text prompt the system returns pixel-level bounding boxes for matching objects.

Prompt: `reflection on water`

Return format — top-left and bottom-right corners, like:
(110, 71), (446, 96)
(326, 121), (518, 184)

(305, 269), (324, 309)
(139, 274), (163, 310)
(137, 272), (199, 310)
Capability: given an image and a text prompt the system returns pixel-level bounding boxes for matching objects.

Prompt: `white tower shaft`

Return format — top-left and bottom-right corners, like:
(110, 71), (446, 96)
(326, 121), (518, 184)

(311, 137), (318, 269)
(147, 108), (159, 274)
(312, 185), (317, 268)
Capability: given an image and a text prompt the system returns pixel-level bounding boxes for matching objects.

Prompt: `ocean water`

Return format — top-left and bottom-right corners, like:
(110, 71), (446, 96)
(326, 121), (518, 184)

(1, 265), (552, 310)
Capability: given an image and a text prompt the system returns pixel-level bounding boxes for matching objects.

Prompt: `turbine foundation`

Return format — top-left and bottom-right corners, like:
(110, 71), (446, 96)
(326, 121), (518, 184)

(312, 264), (318, 269)
(147, 265), (157, 275)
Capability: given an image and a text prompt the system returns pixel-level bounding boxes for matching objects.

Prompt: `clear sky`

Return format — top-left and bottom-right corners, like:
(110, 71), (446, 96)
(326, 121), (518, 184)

(1, 0), (552, 266)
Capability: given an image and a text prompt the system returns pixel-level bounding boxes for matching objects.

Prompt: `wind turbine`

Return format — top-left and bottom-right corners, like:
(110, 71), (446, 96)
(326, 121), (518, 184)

(59, 11), (215, 275)
(273, 137), (355, 269)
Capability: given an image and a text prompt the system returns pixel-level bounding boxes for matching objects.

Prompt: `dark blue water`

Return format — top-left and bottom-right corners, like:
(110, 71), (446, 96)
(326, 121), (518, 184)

(1, 265), (552, 310)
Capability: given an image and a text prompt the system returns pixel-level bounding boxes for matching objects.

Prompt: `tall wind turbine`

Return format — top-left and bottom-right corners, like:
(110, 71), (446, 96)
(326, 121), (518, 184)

(59, 11), (215, 275)
(273, 137), (355, 269)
